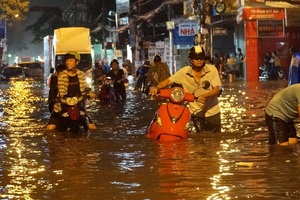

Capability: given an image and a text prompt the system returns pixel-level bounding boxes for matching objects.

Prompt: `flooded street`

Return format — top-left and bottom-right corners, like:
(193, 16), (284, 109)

(1, 79), (300, 199)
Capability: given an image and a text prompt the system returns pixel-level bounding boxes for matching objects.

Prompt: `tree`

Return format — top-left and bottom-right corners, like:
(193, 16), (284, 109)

(0, 0), (29, 20)
(25, 6), (69, 44)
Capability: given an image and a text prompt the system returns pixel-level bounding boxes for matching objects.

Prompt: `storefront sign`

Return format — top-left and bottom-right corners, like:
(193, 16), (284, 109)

(116, 0), (129, 14)
(213, 28), (228, 36)
(174, 22), (198, 45)
(178, 23), (198, 36)
(257, 20), (284, 37)
(244, 8), (285, 20)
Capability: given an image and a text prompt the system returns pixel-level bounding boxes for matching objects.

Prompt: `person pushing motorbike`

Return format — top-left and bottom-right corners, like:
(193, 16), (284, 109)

(149, 45), (222, 133)
(46, 51), (96, 131)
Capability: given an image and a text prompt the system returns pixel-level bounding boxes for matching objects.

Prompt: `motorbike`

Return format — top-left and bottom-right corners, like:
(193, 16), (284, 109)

(98, 76), (116, 104)
(277, 67), (286, 80)
(146, 86), (195, 142)
(58, 88), (92, 133)
(259, 65), (285, 80)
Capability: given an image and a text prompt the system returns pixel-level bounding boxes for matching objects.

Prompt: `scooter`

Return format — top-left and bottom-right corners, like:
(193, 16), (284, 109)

(146, 86), (195, 142)
(259, 65), (285, 80)
(259, 65), (269, 80)
(98, 76), (116, 104)
(59, 88), (92, 133)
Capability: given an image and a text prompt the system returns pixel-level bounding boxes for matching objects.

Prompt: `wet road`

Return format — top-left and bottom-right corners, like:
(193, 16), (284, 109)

(1, 79), (300, 199)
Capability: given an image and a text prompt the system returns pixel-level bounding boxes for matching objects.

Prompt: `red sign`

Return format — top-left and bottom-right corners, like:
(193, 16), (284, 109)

(257, 20), (284, 37)
(244, 8), (285, 20)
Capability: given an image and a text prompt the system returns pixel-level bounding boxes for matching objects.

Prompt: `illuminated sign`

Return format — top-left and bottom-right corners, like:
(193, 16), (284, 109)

(116, 0), (129, 14)
(257, 20), (284, 37)
(244, 8), (285, 20)
(178, 23), (198, 36)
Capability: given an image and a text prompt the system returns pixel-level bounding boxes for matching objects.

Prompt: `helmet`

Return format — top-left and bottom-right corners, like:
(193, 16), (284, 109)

(144, 60), (150, 65)
(154, 55), (161, 62)
(65, 51), (80, 61)
(189, 46), (206, 60)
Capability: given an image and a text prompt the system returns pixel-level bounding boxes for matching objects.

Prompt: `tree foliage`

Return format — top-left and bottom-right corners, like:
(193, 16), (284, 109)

(0, 0), (29, 21)
(25, 6), (69, 44)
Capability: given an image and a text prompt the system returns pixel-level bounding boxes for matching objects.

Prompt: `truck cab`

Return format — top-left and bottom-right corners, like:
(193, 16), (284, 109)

(44, 27), (93, 86)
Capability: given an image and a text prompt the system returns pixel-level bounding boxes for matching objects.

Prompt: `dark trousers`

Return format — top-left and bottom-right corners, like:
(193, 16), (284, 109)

(114, 83), (126, 101)
(192, 112), (221, 133)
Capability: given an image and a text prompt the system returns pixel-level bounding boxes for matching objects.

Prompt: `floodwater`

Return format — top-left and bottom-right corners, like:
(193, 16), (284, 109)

(1, 79), (300, 200)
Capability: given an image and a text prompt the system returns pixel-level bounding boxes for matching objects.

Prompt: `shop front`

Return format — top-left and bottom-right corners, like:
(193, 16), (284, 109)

(238, 5), (300, 81)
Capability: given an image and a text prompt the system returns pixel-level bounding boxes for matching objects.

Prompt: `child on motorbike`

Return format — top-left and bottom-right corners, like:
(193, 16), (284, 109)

(46, 51), (97, 131)
(149, 45), (222, 133)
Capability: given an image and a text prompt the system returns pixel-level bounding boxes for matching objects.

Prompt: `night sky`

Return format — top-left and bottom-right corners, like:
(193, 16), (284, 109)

(7, 0), (73, 60)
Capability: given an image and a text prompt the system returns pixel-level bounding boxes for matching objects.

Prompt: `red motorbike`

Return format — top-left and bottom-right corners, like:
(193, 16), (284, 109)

(59, 88), (91, 133)
(146, 86), (195, 142)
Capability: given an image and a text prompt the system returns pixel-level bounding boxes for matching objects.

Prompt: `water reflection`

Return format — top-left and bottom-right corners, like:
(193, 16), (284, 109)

(0, 80), (47, 199)
(1, 80), (300, 199)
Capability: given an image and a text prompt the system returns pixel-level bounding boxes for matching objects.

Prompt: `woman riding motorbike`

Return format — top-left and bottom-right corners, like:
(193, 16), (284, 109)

(46, 51), (96, 131)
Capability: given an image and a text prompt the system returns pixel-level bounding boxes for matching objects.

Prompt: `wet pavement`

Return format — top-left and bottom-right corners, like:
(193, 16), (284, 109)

(1, 78), (300, 199)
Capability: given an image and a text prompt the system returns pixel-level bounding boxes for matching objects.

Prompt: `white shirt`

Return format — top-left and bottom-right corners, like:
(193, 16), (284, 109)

(169, 64), (222, 117)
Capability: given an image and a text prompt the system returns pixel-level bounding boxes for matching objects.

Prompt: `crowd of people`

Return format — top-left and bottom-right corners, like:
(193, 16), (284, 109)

(201, 48), (245, 83)
(261, 51), (283, 80)
(44, 47), (243, 134)
(45, 45), (300, 147)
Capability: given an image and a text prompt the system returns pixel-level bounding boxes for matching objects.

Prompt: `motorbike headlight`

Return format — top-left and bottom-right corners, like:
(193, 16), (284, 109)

(170, 88), (185, 103)
(86, 77), (92, 86)
(66, 97), (79, 105)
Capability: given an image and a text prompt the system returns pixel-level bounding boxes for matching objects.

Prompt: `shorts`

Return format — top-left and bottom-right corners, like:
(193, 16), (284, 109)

(265, 112), (297, 144)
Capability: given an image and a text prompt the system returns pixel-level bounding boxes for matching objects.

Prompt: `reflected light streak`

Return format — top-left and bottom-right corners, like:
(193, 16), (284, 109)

(0, 81), (48, 199)
(219, 95), (246, 132)
(208, 140), (241, 199)
(114, 151), (145, 172)
(2, 81), (41, 128)
(109, 150), (145, 193)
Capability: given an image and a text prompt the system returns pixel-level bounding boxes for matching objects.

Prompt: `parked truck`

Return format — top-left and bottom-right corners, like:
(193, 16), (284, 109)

(43, 27), (93, 85)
